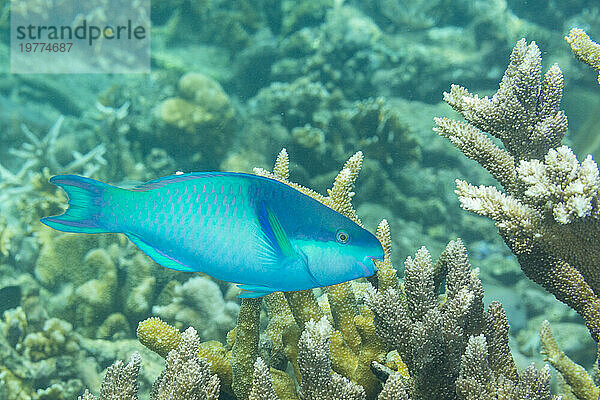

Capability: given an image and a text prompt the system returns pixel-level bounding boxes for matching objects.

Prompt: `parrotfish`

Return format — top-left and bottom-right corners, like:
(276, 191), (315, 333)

(41, 173), (384, 297)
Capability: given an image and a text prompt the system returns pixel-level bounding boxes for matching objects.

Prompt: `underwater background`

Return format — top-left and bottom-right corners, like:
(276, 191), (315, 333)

(1, 0), (600, 399)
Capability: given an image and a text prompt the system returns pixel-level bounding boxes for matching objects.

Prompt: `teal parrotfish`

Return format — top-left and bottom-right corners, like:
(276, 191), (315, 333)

(41, 172), (384, 297)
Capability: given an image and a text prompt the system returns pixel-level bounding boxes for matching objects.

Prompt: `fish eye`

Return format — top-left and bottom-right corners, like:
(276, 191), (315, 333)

(336, 229), (350, 244)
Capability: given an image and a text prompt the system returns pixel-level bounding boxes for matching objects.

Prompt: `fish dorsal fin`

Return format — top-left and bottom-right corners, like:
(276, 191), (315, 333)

(125, 233), (198, 272)
(130, 172), (231, 191)
(256, 202), (297, 268)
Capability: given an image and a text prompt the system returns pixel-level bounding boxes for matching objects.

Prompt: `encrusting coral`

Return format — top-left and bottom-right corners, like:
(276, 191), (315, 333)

(434, 38), (600, 343)
(565, 28), (600, 85)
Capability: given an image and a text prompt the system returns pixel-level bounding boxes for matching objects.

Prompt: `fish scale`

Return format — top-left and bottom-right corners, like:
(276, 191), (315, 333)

(41, 172), (384, 297)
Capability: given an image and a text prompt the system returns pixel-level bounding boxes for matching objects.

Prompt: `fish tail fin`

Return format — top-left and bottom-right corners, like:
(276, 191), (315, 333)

(41, 175), (114, 234)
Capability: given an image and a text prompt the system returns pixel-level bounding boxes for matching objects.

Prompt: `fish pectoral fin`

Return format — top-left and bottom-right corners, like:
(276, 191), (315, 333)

(257, 202), (295, 256)
(125, 233), (197, 272)
(237, 284), (277, 298)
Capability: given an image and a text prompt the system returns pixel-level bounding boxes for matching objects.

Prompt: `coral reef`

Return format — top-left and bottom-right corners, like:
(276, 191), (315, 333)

(6, 1), (600, 396)
(434, 38), (600, 342)
(77, 151), (559, 400)
(89, 232), (557, 400)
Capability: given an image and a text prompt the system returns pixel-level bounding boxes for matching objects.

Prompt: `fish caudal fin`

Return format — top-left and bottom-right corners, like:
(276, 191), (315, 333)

(41, 175), (112, 234)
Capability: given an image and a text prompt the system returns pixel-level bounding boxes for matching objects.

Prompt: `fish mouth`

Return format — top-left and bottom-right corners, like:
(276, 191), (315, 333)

(359, 255), (381, 275)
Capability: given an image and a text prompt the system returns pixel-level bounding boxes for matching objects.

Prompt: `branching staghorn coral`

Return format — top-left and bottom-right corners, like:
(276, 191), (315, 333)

(365, 239), (555, 399)
(248, 357), (280, 400)
(79, 352), (141, 400)
(434, 38), (600, 342)
(365, 239), (477, 399)
(457, 336), (558, 400)
(377, 373), (409, 400)
(0, 116), (106, 210)
(152, 327), (221, 400)
(8, 115), (107, 179)
(565, 28), (600, 84)
(297, 317), (366, 400)
(254, 148), (363, 224)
